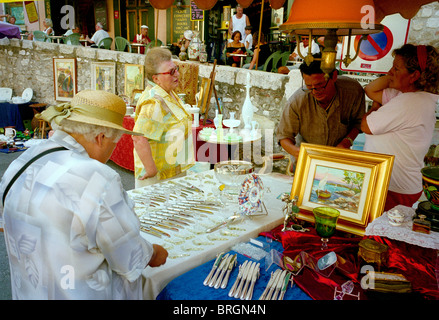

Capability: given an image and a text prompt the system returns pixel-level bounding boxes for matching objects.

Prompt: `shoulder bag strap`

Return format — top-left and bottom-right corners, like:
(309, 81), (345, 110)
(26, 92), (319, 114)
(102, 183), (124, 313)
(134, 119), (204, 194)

(2, 146), (68, 206)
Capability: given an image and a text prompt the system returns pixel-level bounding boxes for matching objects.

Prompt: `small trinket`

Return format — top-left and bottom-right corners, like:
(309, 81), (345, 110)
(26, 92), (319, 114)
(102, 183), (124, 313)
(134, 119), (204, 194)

(358, 239), (388, 271)
(412, 214), (431, 234)
(387, 208), (404, 226)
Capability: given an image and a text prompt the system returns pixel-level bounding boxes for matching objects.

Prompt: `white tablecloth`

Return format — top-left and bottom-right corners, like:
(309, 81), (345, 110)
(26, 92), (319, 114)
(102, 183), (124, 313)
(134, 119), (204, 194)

(127, 171), (293, 300)
(365, 204), (439, 250)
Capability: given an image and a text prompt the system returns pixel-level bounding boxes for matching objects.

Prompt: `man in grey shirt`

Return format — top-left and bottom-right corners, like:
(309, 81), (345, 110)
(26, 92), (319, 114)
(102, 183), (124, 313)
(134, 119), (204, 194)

(277, 54), (366, 159)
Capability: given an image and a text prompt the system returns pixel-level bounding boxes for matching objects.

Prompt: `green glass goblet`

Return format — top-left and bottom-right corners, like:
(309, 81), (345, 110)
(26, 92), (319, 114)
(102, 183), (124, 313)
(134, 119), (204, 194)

(313, 207), (340, 250)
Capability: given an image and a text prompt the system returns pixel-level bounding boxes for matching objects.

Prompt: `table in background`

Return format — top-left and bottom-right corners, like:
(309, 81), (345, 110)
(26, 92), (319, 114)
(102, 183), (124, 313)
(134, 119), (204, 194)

(228, 53), (248, 67)
(48, 35), (64, 44)
(110, 115), (135, 171)
(132, 43), (146, 54)
(0, 102), (34, 131)
(110, 118), (232, 171)
(133, 171), (293, 299)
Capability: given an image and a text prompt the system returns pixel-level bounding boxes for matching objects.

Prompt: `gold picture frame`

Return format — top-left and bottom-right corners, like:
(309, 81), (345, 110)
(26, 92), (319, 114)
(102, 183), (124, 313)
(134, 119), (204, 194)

(290, 143), (394, 236)
(131, 89), (144, 106)
(53, 58), (77, 101)
(91, 62), (116, 94)
(124, 64), (144, 98)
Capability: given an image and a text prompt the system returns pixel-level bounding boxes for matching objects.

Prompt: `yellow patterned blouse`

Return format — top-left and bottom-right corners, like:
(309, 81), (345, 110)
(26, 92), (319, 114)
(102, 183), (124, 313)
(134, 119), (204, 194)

(133, 85), (194, 180)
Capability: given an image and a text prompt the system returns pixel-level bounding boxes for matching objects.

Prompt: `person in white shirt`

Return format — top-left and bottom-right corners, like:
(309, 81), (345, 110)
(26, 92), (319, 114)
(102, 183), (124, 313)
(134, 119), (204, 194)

(290, 35), (320, 61)
(87, 22), (110, 47)
(244, 26), (253, 50)
(228, 4), (250, 44)
(0, 90), (167, 299)
(361, 44), (439, 211)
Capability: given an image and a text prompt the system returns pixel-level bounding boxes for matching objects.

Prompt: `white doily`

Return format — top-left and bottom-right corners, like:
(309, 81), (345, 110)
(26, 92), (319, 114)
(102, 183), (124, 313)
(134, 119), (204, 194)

(365, 205), (439, 250)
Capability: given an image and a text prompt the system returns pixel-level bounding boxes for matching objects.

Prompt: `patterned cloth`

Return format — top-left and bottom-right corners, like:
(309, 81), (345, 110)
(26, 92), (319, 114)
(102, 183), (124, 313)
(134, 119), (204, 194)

(0, 130), (153, 299)
(175, 61), (199, 105)
(134, 85), (194, 181)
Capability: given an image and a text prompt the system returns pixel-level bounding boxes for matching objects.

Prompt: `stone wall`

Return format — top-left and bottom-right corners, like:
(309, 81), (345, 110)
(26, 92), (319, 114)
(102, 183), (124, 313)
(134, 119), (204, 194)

(0, 38), (298, 170)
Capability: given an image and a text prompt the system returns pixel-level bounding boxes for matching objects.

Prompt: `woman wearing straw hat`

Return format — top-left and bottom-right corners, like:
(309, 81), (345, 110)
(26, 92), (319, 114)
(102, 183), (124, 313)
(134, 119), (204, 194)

(362, 44), (439, 211)
(0, 90), (167, 299)
(133, 47), (195, 187)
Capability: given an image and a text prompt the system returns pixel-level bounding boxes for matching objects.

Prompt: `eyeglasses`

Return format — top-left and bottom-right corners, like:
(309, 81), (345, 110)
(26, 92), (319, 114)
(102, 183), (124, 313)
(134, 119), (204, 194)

(156, 66), (179, 76)
(302, 78), (330, 93)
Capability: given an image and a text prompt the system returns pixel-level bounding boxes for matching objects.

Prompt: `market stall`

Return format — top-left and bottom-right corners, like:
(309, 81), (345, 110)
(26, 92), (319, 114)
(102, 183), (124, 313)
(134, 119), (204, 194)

(129, 169), (293, 299)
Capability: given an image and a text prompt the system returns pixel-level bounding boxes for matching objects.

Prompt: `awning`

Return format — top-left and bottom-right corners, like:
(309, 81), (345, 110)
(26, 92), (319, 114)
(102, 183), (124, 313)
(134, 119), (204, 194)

(148, 0), (437, 21)
(0, 22), (21, 40)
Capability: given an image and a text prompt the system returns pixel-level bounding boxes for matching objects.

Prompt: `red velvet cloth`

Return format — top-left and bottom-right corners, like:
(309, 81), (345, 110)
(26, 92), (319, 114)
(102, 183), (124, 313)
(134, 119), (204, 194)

(262, 224), (439, 300)
(110, 116), (135, 171)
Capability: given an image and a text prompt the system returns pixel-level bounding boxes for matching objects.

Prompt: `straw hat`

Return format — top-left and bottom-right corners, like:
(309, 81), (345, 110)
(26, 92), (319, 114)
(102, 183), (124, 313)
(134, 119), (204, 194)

(38, 90), (143, 136)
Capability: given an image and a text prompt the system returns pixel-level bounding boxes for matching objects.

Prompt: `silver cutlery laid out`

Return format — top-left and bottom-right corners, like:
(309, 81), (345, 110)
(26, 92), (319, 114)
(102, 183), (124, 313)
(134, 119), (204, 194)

(205, 257), (262, 300)
(259, 268), (294, 300)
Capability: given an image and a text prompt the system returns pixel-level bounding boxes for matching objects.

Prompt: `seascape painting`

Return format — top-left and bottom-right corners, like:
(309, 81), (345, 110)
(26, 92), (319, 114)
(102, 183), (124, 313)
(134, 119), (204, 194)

(307, 165), (366, 215)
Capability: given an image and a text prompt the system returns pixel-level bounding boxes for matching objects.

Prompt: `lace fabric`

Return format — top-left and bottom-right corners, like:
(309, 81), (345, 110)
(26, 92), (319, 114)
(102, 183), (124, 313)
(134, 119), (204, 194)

(365, 205), (439, 250)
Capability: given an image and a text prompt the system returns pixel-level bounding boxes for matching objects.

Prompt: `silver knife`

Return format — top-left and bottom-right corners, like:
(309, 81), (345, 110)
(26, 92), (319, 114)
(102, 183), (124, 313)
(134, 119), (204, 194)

(240, 262), (257, 300)
(264, 269), (282, 300)
(278, 273), (292, 300)
(203, 252), (225, 286)
(208, 254), (230, 287)
(214, 254), (234, 289)
(228, 260), (248, 297)
(221, 254), (237, 289)
(271, 270), (287, 300)
(245, 262), (260, 300)
(234, 261), (254, 299)
(140, 220), (179, 232)
(140, 226), (162, 238)
(259, 270), (277, 300)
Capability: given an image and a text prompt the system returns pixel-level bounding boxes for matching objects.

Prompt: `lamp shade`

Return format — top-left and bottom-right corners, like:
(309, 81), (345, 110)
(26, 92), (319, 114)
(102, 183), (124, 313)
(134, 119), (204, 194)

(280, 0), (383, 35)
(193, 0), (218, 10)
(149, 0), (174, 10)
(236, 0), (254, 8)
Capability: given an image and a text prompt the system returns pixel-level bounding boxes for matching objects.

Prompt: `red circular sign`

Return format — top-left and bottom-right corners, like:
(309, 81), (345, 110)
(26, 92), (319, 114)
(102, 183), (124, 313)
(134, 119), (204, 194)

(354, 26), (394, 61)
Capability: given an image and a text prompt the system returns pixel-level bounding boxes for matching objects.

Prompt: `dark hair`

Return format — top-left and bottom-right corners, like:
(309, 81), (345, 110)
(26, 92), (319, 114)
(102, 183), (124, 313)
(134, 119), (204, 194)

(299, 53), (337, 78)
(393, 43), (439, 93)
(245, 26), (252, 31)
(252, 31), (265, 47)
(231, 30), (242, 41)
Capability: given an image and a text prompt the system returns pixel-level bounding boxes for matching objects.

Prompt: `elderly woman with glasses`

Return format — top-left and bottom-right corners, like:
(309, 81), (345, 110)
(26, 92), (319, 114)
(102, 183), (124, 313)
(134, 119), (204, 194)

(133, 47), (194, 187)
(362, 44), (439, 211)
(276, 53), (366, 159)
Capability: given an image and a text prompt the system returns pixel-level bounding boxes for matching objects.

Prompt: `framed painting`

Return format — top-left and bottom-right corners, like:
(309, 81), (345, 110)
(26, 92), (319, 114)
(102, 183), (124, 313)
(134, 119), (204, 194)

(124, 64), (144, 98)
(91, 62), (116, 94)
(131, 89), (144, 106)
(290, 143), (394, 236)
(53, 58), (77, 101)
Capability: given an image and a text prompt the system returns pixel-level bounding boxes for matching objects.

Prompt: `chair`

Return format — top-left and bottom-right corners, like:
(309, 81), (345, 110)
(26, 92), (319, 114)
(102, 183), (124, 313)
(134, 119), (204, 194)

(280, 51), (291, 67)
(144, 39), (163, 52)
(63, 33), (80, 45)
(32, 30), (48, 42)
(263, 50), (282, 72)
(97, 37), (113, 50)
(115, 36), (132, 52)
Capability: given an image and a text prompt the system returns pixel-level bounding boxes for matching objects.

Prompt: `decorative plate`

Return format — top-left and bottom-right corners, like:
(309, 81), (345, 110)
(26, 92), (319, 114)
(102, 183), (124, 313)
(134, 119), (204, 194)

(21, 88), (33, 102)
(238, 173), (264, 215)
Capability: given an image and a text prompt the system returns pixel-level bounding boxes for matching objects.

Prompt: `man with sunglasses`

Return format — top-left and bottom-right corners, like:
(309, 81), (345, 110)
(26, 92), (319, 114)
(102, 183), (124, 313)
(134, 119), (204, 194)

(277, 54), (365, 160)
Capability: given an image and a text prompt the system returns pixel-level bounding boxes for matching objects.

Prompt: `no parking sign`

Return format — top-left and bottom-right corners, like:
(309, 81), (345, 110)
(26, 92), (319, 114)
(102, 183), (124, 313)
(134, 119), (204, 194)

(340, 14), (411, 74)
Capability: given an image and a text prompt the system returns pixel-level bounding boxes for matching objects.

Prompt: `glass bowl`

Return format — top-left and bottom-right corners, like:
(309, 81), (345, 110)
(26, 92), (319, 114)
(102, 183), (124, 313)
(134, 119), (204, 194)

(214, 160), (254, 189)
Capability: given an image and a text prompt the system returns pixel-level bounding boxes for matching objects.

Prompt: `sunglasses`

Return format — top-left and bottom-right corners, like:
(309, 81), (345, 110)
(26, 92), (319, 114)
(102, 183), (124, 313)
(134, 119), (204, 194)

(156, 65), (179, 76)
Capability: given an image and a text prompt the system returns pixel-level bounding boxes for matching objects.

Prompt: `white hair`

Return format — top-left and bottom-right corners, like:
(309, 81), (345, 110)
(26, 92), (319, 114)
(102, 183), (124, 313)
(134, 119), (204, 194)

(45, 18), (53, 27)
(53, 119), (123, 143)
